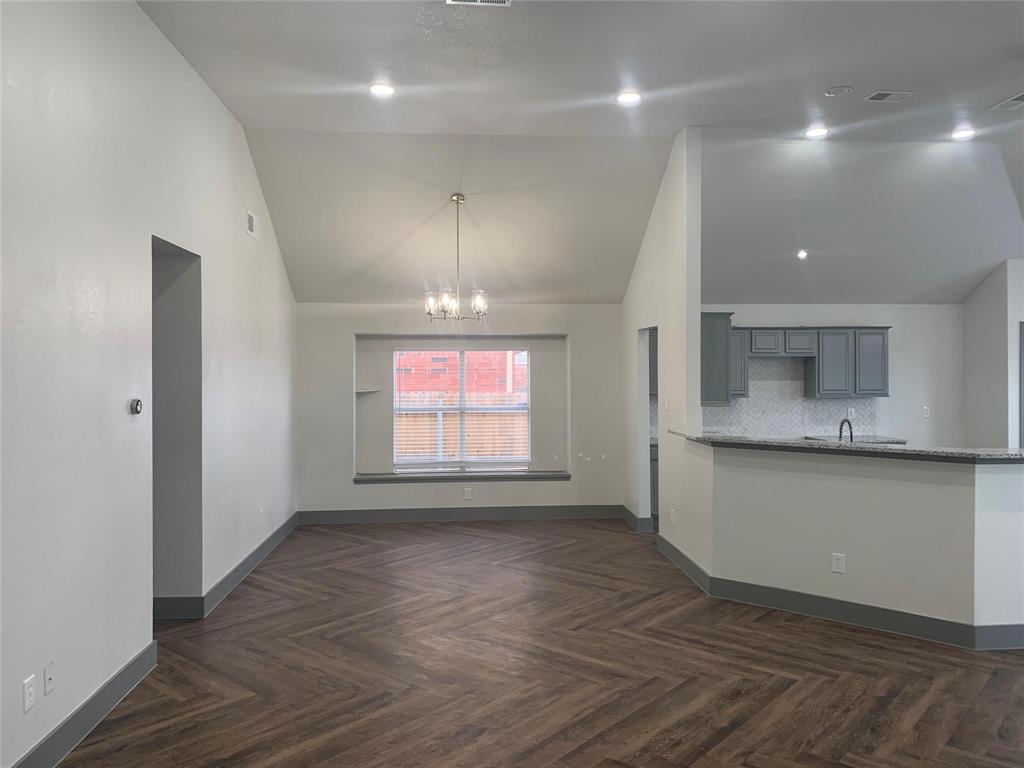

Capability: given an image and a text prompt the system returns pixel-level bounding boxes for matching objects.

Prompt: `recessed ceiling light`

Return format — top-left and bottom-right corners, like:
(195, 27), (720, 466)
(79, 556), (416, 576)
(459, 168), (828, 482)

(796, 249), (808, 261)
(805, 123), (829, 139)
(824, 86), (853, 98)
(616, 90), (641, 106)
(369, 82), (395, 98)
(951, 124), (977, 141)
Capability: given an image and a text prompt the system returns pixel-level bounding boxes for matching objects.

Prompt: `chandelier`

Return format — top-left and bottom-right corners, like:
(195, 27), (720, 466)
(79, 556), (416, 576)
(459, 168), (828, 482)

(425, 192), (488, 321)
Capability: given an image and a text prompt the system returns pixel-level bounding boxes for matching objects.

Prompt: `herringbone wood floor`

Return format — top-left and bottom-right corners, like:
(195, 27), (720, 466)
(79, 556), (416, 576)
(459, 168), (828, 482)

(62, 520), (1024, 768)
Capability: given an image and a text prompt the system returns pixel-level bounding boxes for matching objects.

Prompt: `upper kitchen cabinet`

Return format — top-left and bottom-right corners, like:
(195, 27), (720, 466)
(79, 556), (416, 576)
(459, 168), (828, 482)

(729, 329), (749, 398)
(750, 329), (783, 355)
(803, 327), (889, 398)
(701, 312), (733, 406)
(649, 329), (658, 395)
(854, 329), (889, 395)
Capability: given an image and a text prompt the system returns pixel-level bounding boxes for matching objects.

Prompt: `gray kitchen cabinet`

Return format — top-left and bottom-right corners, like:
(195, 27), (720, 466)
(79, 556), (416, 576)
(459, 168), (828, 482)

(729, 330), (749, 397)
(855, 329), (888, 395)
(701, 312), (733, 406)
(785, 329), (817, 356)
(750, 329), (783, 355)
(803, 327), (890, 398)
(650, 444), (658, 514)
(648, 329), (658, 395)
(805, 330), (854, 397)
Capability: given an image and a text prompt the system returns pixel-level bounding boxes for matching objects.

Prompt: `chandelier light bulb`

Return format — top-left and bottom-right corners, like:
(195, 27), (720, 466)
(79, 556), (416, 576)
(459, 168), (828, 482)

(471, 289), (488, 318)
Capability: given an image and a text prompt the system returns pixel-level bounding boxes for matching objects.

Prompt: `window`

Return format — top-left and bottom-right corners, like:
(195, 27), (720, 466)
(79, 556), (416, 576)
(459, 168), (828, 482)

(394, 349), (530, 471)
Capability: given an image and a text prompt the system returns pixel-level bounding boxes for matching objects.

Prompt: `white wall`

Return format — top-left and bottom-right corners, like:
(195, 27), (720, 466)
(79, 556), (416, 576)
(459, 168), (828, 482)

(703, 304), (965, 447)
(711, 448), (976, 623)
(974, 464), (1024, 626)
(964, 263), (1012, 449)
(296, 303), (623, 511)
(1, 3), (295, 765)
(620, 128), (706, 561)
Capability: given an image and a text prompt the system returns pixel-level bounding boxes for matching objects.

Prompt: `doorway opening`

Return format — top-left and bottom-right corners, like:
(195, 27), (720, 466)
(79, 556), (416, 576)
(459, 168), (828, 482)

(636, 328), (659, 532)
(152, 236), (203, 615)
(648, 329), (659, 532)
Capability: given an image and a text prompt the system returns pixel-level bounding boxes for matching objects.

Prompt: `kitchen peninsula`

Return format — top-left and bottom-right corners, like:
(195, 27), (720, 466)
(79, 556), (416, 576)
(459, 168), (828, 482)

(661, 430), (1024, 649)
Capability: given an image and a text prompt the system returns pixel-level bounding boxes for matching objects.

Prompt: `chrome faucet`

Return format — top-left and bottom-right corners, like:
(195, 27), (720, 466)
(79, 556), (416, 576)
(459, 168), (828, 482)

(839, 418), (854, 443)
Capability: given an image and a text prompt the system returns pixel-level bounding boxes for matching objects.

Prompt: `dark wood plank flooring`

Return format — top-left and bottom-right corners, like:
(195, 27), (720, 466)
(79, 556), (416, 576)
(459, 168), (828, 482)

(61, 520), (1024, 767)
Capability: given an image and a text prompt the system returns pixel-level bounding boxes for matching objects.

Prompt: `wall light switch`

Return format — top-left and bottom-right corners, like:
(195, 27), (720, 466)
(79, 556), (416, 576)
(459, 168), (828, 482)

(44, 662), (56, 695)
(463, 487), (472, 501)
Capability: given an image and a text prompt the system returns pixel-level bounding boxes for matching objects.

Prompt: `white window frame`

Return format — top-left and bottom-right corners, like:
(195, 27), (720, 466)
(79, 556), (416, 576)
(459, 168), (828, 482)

(393, 348), (532, 473)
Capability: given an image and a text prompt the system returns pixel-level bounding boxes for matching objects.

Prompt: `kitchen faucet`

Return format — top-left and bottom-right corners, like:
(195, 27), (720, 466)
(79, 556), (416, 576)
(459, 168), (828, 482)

(839, 418), (853, 443)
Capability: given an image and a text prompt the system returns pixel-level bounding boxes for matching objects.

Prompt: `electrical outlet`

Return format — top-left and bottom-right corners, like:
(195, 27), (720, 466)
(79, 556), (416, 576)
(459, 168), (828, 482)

(847, 407), (856, 420)
(23, 675), (36, 712)
(923, 405), (930, 419)
(463, 487), (472, 501)
(831, 553), (847, 574)
(44, 662), (56, 696)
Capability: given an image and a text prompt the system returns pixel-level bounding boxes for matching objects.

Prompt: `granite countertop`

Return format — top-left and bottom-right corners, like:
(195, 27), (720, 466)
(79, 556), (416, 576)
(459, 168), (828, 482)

(802, 434), (907, 445)
(668, 430), (1024, 464)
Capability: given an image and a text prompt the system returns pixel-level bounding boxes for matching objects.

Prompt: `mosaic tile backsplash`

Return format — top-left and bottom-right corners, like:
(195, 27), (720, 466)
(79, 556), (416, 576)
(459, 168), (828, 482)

(701, 357), (877, 438)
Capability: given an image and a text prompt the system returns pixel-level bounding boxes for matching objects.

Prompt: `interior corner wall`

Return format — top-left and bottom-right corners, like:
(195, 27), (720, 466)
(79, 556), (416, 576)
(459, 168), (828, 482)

(621, 127), (708, 565)
(1, 3), (295, 765)
(964, 262), (1011, 449)
(296, 303), (623, 512)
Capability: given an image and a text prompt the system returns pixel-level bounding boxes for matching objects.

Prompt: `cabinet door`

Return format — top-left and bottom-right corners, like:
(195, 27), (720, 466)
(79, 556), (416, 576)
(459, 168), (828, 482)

(729, 330), (749, 397)
(855, 329), (888, 395)
(650, 458), (659, 513)
(785, 330), (817, 356)
(750, 329), (782, 355)
(701, 313), (733, 406)
(648, 330), (658, 394)
(818, 330), (854, 395)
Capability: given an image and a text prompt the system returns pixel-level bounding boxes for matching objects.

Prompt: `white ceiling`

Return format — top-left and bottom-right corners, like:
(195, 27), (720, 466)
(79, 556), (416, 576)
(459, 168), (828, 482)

(702, 138), (1023, 304)
(142, 1), (1024, 303)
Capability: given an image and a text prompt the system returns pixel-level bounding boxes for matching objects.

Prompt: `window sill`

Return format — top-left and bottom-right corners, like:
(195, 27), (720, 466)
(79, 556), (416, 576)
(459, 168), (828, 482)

(353, 470), (571, 484)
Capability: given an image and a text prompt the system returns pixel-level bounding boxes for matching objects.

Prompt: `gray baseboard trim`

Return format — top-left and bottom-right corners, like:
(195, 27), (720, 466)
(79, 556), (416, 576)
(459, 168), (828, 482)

(655, 534), (1019, 651)
(152, 595), (205, 620)
(975, 624), (1024, 651)
(12, 641), (157, 768)
(621, 506), (654, 533)
(154, 513), (299, 620)
(298, 505), (631, 526)
(655, 533), (712, 593)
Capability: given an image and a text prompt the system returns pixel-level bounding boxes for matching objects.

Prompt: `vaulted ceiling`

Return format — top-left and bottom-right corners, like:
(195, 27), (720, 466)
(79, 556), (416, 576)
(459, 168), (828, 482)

(142, 0), (1024, 304)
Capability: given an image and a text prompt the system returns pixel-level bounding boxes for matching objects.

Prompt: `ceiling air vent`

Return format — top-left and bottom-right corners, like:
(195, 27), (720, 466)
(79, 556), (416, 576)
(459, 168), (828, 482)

(863, 90), (915, 104)
(992, 91), (1024, 111)
(446, 0), (511, 5)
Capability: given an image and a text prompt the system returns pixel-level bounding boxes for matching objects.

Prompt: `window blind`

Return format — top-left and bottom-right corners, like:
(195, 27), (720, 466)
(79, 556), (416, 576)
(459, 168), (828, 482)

(393, 349), (530, 471)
